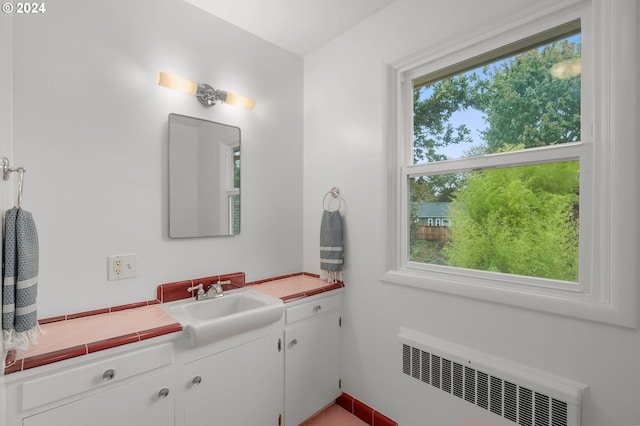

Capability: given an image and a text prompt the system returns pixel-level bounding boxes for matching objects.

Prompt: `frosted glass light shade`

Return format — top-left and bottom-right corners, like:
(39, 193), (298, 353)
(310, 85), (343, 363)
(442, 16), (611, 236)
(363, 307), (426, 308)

(224, 91), (256, 110)
(550, 58), (581, 79)
(157, 72), (198, 95)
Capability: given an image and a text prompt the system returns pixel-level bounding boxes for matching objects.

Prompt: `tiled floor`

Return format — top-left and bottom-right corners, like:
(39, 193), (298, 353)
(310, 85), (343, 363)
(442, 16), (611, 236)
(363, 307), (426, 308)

(300, 404), (368, 426)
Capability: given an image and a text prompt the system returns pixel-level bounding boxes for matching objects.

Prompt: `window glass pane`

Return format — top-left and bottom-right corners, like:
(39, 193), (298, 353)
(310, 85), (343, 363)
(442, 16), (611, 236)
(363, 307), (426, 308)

(409, 161), (579, 282)
(413, 33), (581, 164)
(233, 147), (240, 189)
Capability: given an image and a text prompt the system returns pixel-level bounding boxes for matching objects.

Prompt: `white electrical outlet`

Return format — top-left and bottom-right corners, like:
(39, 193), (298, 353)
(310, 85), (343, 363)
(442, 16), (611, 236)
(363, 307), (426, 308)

(107, 254), (138, 281)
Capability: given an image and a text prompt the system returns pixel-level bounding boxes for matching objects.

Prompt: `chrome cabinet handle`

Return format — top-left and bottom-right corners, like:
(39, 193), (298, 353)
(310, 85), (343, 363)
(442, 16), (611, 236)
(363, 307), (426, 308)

(313, 305), (322, 313)
(158, 388), (170, 399)
(102, 369), (116, 381)
(290, 339), (298, 347)
(192, 376), (202, 386)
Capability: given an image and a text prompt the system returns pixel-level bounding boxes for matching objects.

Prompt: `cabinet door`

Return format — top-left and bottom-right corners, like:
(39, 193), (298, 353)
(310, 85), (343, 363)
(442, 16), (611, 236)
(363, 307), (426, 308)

(23, 369), (174, 426)
(184, 333), (283, 426)
(285, 311), (341, 426)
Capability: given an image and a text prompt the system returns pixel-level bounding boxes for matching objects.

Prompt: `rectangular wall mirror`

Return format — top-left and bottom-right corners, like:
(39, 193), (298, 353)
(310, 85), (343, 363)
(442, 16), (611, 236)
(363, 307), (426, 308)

(168, 113), (240, 238)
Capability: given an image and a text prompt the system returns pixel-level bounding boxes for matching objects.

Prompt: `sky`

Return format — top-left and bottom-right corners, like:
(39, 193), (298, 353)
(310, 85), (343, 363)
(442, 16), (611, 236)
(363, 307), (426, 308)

(444, 107), (486, 158)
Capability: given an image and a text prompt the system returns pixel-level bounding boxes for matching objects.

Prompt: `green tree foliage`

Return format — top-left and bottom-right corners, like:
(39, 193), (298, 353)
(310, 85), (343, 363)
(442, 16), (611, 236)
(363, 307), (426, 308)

(413, 37), (581, 163)
(445, 158), (579, 281)
(413, 76), (474, 163)
(473, 39), (581, 152)
(413, 76), (473, 201)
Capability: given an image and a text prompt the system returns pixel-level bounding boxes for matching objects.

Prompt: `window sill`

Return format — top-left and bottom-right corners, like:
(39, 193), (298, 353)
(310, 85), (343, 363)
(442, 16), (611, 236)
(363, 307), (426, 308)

(381, 267), (636, 328)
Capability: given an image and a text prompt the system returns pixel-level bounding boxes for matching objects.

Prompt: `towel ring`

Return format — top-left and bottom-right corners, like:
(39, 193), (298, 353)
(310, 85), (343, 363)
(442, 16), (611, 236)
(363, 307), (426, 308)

(322, 186), (341, 211)
(2, 157), (26, 208)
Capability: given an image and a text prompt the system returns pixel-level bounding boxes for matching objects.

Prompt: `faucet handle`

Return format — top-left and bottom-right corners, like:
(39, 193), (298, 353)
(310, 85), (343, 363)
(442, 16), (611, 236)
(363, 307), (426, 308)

(187, 283), (204, 294)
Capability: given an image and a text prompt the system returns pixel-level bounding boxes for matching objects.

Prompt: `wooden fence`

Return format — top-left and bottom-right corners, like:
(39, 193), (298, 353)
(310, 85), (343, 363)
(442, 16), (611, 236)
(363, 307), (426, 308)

(415, 226), (450, 242)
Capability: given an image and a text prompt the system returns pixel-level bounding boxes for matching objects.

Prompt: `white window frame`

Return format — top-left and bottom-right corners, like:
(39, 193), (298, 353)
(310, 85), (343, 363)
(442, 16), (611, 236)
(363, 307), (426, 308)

(382, 0), (637, 327)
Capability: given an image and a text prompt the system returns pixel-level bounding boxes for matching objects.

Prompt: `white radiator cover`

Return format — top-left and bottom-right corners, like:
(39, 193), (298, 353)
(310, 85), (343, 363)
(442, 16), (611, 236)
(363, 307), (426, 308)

(398, 328), (587, 426)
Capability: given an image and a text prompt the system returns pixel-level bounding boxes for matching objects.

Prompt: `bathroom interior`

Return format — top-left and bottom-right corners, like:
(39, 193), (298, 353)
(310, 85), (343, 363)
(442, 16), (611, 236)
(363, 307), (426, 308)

(1, 0), (639, 425)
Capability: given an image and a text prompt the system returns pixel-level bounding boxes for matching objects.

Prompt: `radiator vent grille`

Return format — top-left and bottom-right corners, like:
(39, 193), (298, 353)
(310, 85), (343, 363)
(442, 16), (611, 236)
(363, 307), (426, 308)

(402, 344), (569, 426)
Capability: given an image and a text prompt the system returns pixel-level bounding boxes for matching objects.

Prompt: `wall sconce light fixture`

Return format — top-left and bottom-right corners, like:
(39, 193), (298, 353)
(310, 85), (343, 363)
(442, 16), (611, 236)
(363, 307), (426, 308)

(157, 71), (255, 110)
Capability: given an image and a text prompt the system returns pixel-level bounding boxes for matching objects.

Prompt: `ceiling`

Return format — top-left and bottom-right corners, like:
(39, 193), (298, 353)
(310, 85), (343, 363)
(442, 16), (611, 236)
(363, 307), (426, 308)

(183, 0), (398, 56)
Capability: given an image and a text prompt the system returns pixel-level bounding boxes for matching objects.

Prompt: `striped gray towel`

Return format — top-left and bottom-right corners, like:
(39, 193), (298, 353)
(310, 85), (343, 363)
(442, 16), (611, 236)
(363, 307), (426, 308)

(3, 207), (40, 354)
(320, 210), (343, 283)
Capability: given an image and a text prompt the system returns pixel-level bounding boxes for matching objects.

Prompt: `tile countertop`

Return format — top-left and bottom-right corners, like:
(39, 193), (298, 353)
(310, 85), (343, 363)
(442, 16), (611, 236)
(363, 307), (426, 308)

(4, 272), (343, 375)
(3, 303), (181, 375)
(248, 273), (344, 302)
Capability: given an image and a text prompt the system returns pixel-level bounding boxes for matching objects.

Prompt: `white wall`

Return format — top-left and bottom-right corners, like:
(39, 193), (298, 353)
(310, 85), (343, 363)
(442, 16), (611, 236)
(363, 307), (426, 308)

(303, 0), (640, 425)
(9, 0), (303, 318)
(0, 0), (12, 407)
(0, 9), (12, 203)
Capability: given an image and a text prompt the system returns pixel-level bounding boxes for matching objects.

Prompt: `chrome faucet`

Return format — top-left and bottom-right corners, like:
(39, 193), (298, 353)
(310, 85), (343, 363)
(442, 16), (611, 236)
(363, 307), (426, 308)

(187, 280), (231, 301)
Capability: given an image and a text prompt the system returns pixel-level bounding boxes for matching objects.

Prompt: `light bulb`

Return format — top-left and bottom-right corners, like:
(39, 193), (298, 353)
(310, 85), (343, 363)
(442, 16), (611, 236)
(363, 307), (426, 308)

(157, 72), (198, 95)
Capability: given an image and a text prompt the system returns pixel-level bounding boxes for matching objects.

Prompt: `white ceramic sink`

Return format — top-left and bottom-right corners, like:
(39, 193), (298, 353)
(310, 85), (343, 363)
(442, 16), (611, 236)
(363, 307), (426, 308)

(162, 287), (284, 347)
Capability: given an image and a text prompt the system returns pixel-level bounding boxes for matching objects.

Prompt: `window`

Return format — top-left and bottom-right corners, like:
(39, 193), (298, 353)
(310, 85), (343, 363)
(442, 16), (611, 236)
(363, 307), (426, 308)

(383, 1), (638, 326)
(407, 23), (583, 286)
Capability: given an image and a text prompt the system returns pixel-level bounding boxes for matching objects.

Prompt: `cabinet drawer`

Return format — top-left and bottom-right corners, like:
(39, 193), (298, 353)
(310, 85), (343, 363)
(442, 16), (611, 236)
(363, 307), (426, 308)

(23, 369), (175, 426)
(285, 293), (342, 324)
(22, 343), (173, 411)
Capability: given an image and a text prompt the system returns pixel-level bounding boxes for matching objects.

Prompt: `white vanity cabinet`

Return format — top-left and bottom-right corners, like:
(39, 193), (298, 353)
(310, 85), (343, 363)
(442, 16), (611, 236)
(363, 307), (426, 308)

(284, 291), (343, 426)
(2, 286), (345, 426)
(4, 340), (175, 426)
(180, 332), (284, 426)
